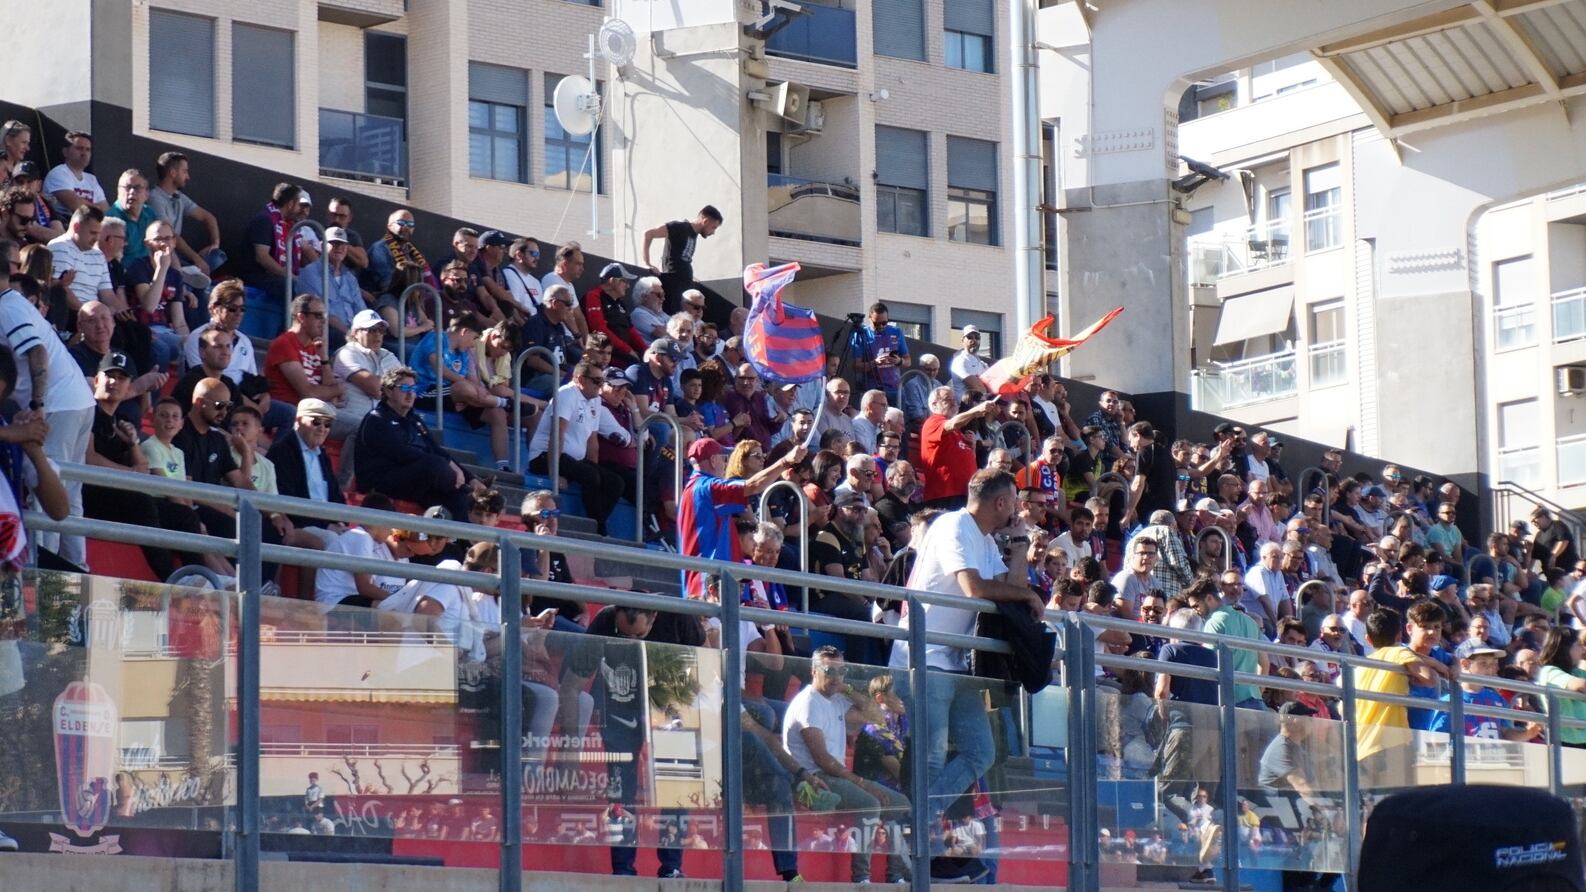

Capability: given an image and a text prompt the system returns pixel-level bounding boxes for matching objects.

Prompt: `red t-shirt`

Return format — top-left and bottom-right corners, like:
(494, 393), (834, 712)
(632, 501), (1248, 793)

(264, 331), (323, 405)
(920, 414), (977, 502)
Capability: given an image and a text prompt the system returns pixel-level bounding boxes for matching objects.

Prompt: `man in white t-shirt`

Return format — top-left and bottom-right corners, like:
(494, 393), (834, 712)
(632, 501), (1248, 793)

(0, 277), (96, 568)
(782, 646), (909, 883)
(948, 327), (990, 398)
(502, 238), (544, 318)
(42, 131), (108, 218)
(47, 207), (119, 312)
(889, 469), (1041, 824)
(314, 495), (417, 611)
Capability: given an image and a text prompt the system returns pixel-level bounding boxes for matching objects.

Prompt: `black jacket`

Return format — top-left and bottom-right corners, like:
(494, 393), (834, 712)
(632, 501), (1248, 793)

(354, 401), (453, 483)
(266, 431), (345, 526)
(973, 600), (1057, 695)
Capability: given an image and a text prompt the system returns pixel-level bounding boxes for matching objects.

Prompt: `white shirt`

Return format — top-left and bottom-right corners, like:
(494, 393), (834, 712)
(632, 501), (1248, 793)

(1340, 610), (1370, 650)
(379, 560), (487, 661)
(890, 508), (1007, 672)
(631, 302), (671, 340)
(0, 289), (95, 412)
(315, 527), (403, 610)
(782, 685), (852, 772)
(851, 415), (881, 454)
(1246, 455), (1270, 481)
(541, 271), (573, 302)
(184, 322), (258, 384)
(949, 350), (989, 398)
(527, 382), (610, 463)
(1243, 564), (1288, 614)
(503, 264), (543, 317)
(296, 434), (330, 503)
(1052, 531), (1093, 566)
(47, 235), (113, 308)
(333, 341), (401, 421)
(42, 164), (105, 217)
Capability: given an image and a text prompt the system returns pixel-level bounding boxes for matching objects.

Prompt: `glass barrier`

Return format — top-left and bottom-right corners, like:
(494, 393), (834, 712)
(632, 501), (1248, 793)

(1233, 685), (1348, 878)
(0, 570), (236, 854)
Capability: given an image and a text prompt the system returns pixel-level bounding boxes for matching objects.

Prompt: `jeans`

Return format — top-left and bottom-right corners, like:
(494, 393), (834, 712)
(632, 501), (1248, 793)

(740, 727), (799, 878)
(605, 718), (683, 876)
(922, 670), (995, 822)
(816, 772), (911, 882)
(150, 325), (183, 370)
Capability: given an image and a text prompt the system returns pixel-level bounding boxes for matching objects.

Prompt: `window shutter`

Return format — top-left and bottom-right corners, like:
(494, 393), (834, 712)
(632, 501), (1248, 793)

(947, 136), (997, 192)
(148, 10), (215, 137)
(874, 0), (925, 60)
(469, 62), (529, 107)
(232, 24), (295, 147)
(875, 126), (928, 190)
(944, 0), (993, 37)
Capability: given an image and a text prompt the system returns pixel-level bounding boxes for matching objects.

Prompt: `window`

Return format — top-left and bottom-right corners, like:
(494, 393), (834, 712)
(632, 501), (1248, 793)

(1265, 188), (1291, 247)
(149, 10), (215, 138)
(943, 0), (993, 72)
(1307, 300), (1346, 387)
(1498, 398), (1542, 486)
(469, 63), (529, 183)
(952, 309), (1001, 357)
(1251, 52), (1319, 101)
(875, 0), (925, 60)
(947, 136), (998, 245)
(1041, 122), (1060, 271)
(232, 24), (295, 148)
(1302, 164), (1341, 252)
(544, 74), (602, 192)
(875, 126), (928, 237)
(886, 301), (932, 342)
(365, 32), (407, 122)
(1494, 255), (1537, 349)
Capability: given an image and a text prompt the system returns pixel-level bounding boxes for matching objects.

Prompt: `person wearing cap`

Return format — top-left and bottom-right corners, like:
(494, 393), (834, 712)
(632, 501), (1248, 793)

(1429, 641), (1545, 741)
(594, 365), (643, 509)
(9, 160), (64, 243)
(947, 326), (989, 399)
(266, 397), (346, 528)
(47, 204), (118, 313)
(678, 435), (808, 598)
(1254, 699), (1328, 887)
(44, 130), (108, 218)
(70, 301), (164, 428)
(583, 262), (648, 366)
(237, 182), (307, 303)
(525, 359), (628, 535)
(471, 230), (527, 328)
(355, 366), (484, 523)
(333, 309), (402, 437)
(81, 351), (205, 580)
(296, 225), (370, 342)
(628, 336), (683, 422)
(1358, 483), (1390, 540)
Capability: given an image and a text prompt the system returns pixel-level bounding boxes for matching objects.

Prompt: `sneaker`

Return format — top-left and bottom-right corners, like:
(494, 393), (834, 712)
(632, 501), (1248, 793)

(0, 830), (18, 851)
(657, 868), (685, 879)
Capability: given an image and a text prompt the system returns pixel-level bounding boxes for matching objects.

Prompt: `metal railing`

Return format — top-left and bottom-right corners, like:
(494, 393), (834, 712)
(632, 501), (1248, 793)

(1186, 220), (1291, 284)
(1190, 350), (1298, 412)
(1302, 203), (1342, 252)
(1494, 301), (1537, 350)
(21, 460), (1586, 892)
(318, 108), (407, 185)
(1492, 478), (1586, 549)
(394, 282), (446, 441)
(282, 220), (328, 333)
(1554, 286), (1586, 343)
(511, 346), (560, 481)
(1559, 433), (1586, 487)
(632, 412), (687, 546)
(763, 2), (857, 67)
(757, 479), (811, 609)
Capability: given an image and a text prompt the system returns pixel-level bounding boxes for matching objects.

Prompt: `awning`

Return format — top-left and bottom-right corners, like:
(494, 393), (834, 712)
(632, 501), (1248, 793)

(1214, 287), (1295, 346)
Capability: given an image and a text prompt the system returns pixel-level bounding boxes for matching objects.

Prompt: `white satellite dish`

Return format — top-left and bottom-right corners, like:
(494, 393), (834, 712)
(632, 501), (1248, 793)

(553, 74), (599, 137)
(598, 18), (637, 68)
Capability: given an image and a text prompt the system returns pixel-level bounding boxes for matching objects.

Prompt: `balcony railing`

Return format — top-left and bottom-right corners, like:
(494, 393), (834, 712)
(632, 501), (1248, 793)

(1499, 445), (1544, 488)
(764, 3), (857, 67)
(1190, 349), (1298, 412)
(1547, 183), (1586, 202)
(1303, 204), (1342, 252)
(1495, 301), (1538, 350)
(1186, 220), (1291, 285)
(1559, 434), (1586, 486)
(319, 108), (407, 186)
(1554, 287), (1586, 343)
(1308, 339), (1347, 387)
(768, 173), (861, 246)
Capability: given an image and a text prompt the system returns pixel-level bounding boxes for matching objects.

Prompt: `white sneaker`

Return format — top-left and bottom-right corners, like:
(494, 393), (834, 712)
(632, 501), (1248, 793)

(0, 829), (18, 851)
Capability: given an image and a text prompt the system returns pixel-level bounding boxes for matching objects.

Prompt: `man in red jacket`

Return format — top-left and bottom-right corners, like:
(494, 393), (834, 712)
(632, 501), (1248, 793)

(583, 263), (648, 366)
(920, 385), (996, 510)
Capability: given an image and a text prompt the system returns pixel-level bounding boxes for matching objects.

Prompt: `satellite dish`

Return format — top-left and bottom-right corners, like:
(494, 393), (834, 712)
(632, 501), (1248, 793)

(598, 18), (637, 68)
(553, 75), (599, 137)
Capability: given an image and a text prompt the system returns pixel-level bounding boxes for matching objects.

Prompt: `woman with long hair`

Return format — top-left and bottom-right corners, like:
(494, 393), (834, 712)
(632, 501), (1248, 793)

(1537, 627), (1586, 748)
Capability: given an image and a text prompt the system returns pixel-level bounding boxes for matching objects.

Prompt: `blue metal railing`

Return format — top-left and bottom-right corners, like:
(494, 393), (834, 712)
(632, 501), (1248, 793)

(319, 108), (407, 184)
(764, 3), (857, 68)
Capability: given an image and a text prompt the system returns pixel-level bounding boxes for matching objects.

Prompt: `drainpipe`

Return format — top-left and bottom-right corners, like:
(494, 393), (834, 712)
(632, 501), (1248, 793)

(1010, 0), (1045, 333)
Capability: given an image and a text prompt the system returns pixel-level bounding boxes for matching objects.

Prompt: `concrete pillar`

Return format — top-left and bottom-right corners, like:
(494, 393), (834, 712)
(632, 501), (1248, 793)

(406, 0), (469, 216)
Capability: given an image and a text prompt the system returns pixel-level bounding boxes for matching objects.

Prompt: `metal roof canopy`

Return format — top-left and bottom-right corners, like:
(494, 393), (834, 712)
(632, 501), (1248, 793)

(1313, 0), (1586, 140)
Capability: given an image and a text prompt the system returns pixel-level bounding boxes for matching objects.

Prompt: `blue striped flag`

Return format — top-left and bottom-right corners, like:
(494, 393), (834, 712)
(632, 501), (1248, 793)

(742, 262), (826, 384)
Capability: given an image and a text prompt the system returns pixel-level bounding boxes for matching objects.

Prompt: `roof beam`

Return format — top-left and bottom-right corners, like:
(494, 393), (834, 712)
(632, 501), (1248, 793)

(1315, 6), (1479, 57)
(1492, 0), (1579, 16)
(1312, 53), (1403, 145)
(1472, 0), (1563, 100)
(1389, 72), (1586, 135)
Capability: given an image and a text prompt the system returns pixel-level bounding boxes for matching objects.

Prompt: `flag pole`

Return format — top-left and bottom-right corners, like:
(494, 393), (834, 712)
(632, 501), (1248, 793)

(803, 376), (827, 451)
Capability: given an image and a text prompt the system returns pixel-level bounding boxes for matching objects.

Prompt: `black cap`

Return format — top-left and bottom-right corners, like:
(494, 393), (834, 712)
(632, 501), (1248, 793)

(1213, 422), (1236, 436)
(600, 262), (637, 281)
(1359, 785), (1586, 892)
(97, 351), (133, 377)
(603, 367), (633, 387)
(480, 230), (510, 248)
(1276, 701), (1316, 718)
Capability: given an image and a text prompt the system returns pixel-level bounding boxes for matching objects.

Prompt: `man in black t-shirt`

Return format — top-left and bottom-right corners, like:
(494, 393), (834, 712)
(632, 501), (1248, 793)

(1531, 508), (1577, 576)
(641, 205), (722, 311)
(173, 377), (251, 536)
(1126, 421), (1180, 523)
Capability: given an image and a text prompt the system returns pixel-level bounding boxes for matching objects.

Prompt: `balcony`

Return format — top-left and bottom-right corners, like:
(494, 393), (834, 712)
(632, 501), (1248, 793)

(317, 0), (404, 28)
(1303, 204), (1342, 252)
(1499, 445), (1544, 488)
(1186, 220), (1290, 285)
(768, 174), (861, 246)
(319, 108), (406, 186)
(1190, 350), (1298, 412)
(764, 3), (857, 68)
(1560, 434), (1586, 486)
(1495, 301), (1538, 350)
(1555, 287), (1586, 343)
(1308, 339), (1347, 388)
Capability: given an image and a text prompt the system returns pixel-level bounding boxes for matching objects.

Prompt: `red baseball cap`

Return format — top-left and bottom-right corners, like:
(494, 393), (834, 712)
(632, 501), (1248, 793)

(687, 437), (726, 464)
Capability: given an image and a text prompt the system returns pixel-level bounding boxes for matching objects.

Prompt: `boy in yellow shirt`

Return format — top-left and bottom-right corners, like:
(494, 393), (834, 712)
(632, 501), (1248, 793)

(1353, 607), (1441, 787)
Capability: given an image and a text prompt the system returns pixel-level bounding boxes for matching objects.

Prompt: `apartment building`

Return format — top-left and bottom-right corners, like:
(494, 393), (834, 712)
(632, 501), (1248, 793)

(33, 0), (1027, 364)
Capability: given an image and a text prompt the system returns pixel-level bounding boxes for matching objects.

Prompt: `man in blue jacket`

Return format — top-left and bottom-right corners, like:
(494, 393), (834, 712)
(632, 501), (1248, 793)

(353, 365), (483, 520)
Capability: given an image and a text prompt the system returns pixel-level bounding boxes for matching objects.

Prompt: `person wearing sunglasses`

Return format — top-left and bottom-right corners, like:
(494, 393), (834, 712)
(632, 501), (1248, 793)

(266, 398), (346, 540)
(354, 366), (485, 524)
(502, 236), (543, 317)
(171, 376), (260, 543)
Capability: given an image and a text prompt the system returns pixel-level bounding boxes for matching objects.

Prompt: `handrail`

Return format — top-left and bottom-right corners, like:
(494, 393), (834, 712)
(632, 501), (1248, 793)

(283, 219), (328, 333)
(757, 479), (811, 610)
(1195, 525), (1233, 572)
(633, 411), (687, 546)
(1297, 465), (1333, 526)
(395, 283), (446, 441)
(511, 346), (559, 481)
(995, 419), (1030, 460)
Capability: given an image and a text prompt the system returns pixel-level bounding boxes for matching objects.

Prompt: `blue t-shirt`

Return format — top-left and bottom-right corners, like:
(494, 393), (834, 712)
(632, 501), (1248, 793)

(410, 330), (471, 395)
(851, 322), (910, 391)
(1426, 686), (1512, 739)
(1407, 645), (1456, 730)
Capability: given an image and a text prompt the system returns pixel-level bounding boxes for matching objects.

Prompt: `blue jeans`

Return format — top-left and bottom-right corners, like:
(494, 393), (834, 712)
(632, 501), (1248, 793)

(922, 670), (995, 821)
(741, 726), (799, 877)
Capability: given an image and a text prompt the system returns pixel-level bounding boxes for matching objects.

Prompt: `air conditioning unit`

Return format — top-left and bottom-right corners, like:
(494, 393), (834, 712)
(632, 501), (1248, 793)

(1558, 366), (1586, 396)
(787, 99), (825, 134)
